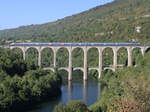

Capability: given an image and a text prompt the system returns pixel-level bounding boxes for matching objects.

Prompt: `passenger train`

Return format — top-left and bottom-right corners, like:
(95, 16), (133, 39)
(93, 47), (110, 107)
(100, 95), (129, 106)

(10, 43), (141, 46)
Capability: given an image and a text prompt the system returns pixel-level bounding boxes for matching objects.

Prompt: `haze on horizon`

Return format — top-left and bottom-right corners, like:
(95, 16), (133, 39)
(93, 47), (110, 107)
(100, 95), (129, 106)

(0, 0), (113, 30)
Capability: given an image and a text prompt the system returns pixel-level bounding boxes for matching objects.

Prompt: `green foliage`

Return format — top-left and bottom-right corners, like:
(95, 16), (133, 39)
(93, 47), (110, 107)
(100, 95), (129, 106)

(53, 103), (68, 112)
(54, 100), (90, 112)
(0, 48), (62, 111)
(89, 52), (150, 112)
(0, 0), (150, 44)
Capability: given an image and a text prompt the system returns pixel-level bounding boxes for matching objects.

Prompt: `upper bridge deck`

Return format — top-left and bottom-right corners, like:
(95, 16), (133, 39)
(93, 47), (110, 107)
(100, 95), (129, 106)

(10, 43), (142, 46)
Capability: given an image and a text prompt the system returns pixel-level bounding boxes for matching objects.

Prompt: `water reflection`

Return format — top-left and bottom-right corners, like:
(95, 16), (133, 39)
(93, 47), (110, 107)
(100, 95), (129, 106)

(68, 80), (72, 101)
(28, 81), (101, 112)
(83, 80), (87, 104)
(66, 81), (101, 105)
(97, 82), (101, 100)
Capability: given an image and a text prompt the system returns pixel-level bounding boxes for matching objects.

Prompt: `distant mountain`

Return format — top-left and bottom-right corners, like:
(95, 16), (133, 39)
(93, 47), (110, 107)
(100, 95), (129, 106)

(0, 0), (150, 44)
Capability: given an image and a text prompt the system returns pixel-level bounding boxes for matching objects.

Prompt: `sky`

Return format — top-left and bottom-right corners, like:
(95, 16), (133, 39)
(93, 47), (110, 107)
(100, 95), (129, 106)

(0, 0), (113, 30)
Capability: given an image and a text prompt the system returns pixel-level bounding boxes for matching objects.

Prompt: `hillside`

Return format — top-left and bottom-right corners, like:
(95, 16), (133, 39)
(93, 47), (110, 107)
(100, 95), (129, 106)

(0, 0), (150, 44)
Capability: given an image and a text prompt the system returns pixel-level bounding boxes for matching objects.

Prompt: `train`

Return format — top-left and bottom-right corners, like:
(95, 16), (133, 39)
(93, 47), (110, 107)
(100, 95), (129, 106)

(10, 43), (141, 46)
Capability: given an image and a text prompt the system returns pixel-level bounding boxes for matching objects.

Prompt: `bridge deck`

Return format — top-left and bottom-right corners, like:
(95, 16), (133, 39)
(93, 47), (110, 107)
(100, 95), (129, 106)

(10, 43), (142, 46)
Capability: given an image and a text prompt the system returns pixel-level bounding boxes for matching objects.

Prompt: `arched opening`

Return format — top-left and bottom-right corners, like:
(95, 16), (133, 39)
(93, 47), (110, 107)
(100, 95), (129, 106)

(72, 69), (83, 81)
(132, 47), (142, 66)
(12, 48), (23, 59)
(145, 47), (150, 54)
(87, 48), (98, 67)
(88, 69), (99, 80)
(72, 48), (84, 67)
(58, 69), (68, 83)
(41, 48), (54, 68)
(45, 69), (55, 74)
(102, 47), (113, 68)
(56, 48), (69, 67)
(117, 47), (128, 67)
(26, 47), (39, 66)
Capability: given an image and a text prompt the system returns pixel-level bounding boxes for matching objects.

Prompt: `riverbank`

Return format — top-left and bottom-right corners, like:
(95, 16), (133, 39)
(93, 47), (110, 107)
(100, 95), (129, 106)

(0, 48), (62, 112)
(0, 70), (62, 112)
(89, 52), (150, 112)
(25, 81), (101, 112)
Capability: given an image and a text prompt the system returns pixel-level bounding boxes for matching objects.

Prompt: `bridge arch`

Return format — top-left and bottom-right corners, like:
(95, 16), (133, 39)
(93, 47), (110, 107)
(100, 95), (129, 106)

(72, 68), (84, 80)
(72, 47), (84, 67)
(132, 47), (142, 66)
(25, 47), (39, 66)
(41, 48), (54, 68)
(117, 47), (128, 67)
(102, 47), (114, 67)
(25, 47), (40, 53)
(56, 47), (69, 67)
(145, 47), (150, 53)
(87, 47), (99, 67)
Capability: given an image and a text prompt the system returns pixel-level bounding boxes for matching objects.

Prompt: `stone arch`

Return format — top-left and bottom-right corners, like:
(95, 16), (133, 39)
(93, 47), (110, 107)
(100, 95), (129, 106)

(87, 47), (99, 67)
(73, 67), (84, 73)
(72, 47), (84, 67)
(43, 67), (55, 72)
(72, 68), (84, 81)
(117, 47), (128, 67)
(56, 47), (69, 54)
(102, 47), (114, 67)
(25, 47), (39, 66)
(41, 47), (54, 68)
(56, 47), (69, 67)
(132, 47), (142, 66)
(104, 67), (114, 71)
(44, 69), (55, 74)
(25, 47), (40, 53)
(145, 47), (150, 53)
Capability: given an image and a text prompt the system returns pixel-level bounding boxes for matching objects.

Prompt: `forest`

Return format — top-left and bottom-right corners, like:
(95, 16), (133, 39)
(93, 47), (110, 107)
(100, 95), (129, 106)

(0, 48), (62, 112)
(0, 0), (150, 45)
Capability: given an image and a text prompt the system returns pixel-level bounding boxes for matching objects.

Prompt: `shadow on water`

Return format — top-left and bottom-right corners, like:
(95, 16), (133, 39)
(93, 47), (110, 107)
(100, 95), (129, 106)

(24, 80), (101, 112)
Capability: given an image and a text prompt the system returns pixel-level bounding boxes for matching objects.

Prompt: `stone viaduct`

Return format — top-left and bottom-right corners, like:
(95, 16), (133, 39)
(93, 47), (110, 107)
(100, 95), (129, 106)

(9, 43), (150, 80)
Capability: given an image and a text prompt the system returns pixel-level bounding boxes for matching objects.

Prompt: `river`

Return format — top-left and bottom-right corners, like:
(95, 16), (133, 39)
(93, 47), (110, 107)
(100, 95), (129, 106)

(26, 80), (101, 112)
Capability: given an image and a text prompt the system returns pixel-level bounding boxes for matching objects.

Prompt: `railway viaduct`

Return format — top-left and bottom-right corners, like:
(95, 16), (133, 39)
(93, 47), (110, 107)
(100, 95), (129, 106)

(9, 43), (150, 80)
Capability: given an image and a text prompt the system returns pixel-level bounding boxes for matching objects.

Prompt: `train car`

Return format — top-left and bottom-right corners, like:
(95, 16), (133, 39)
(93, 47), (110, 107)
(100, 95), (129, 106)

(10, 42), (141, 46)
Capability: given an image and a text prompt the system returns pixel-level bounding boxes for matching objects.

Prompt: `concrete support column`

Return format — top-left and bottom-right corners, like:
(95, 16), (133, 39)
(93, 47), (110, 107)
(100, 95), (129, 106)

(68, 47), (72, 81)
(127, 47), (132, 67)
(113, 48), (118, 71)
(141, 47), (145, 56)
(53, 48), (57, 68)
(98, 48), (102, 79)
(83, 47), (87, 80)
(38, 50), (41, 68)
(22, 47), (26, 61)
(23, 50), (26, 61)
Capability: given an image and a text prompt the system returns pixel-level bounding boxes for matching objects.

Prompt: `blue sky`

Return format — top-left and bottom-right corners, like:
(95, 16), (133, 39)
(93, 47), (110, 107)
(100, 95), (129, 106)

(0, 0), (113, 30)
